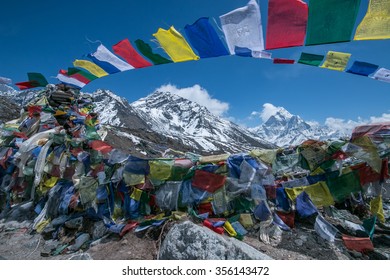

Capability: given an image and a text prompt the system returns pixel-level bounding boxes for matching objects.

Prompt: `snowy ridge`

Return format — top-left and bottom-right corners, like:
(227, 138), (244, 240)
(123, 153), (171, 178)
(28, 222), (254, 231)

(131, 91), (275, 152)
(250, 106), (348, 147)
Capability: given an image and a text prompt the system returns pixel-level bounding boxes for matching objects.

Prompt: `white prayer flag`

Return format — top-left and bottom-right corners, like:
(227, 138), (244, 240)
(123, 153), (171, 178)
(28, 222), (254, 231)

(220, 0), (264, 54)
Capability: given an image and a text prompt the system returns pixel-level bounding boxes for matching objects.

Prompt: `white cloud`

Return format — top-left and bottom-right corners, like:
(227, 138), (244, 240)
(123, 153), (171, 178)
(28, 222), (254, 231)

(251, 103), (282, 122)
(369, 113), (390, 123)
(325, 117), (362, 134)
(155, 84), (229, 116)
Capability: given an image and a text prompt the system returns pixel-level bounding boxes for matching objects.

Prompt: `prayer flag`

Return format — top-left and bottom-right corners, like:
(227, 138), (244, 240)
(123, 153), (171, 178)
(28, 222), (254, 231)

(372, 67), (390, 83)
(314, 214), (338, 242)
(153, 26), (199, 62)
(305, 0), (361, 45)
(296, 191), (318, 218)
(56, 70), (86, 88)
(134, 39), (172, 65)
(112, 39), (153, 68)
(342, 235), (374, 252)
(234, 47), (272, 59)
(273, 58), (295, 64)
(88, 44), (134, 74)
(354, 0), (390, 40)
(220, 0), (264, 54)
(184, 17), (229, 58)
(15, 81), (40, 90)
(346, 61), (379, 76)
(27, 72), (48, 87)
(67, 68), (98, 83)
(266, 0), (308, 50)
(73, 59), (108, 77)
(192, 169), (226, 193)
(320, 51), (351, 71)
(298, 52), (324, 66)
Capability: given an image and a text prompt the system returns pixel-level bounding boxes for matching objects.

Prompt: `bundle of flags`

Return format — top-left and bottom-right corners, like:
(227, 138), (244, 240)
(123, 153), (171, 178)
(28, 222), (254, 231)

(12, 0), (390, 90)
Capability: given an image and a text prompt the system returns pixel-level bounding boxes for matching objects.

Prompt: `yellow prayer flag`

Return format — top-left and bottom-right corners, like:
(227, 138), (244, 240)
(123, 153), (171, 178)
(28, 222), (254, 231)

(43, 176), (59, 188)
(130, 187), (143, 201)
(370, 195), (385, 223)
(149, 160), (173, 181)
(223, 221), (238, 237)
(354, 0), (390, 40)
(73, 59), (108, 78)
(285, 181), (334, 207)
(320, 51), (351, 71)
(123, 172), (145, 186)
(153, 26), (199, 62)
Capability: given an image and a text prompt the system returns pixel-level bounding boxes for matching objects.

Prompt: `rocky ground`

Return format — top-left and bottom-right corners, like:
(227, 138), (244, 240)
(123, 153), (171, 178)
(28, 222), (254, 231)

(0, 216), (371, 260)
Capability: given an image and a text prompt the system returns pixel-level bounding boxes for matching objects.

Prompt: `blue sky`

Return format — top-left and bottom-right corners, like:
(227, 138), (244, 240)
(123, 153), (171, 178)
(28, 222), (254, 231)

(1, 0), (389, 130)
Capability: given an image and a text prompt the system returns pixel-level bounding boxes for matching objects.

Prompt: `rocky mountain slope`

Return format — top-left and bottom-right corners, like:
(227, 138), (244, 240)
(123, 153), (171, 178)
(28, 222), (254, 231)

(130, 91), (275, 153)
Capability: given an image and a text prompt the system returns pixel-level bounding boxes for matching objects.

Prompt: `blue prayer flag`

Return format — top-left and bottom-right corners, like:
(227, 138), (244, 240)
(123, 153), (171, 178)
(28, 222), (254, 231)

(184, 17), (229, 58)
(346, 61), (379, 77)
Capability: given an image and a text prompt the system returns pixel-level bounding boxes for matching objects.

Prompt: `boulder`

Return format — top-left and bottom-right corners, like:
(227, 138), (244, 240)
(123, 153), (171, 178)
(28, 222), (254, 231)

(159, 221), (273, 260)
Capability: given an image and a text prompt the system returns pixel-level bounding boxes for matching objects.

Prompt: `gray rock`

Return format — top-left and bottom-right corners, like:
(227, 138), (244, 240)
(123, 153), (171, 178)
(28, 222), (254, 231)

(68, 253), (93, 260)
(68, 233), (90, 252)
(65, 217), (83, 230)
(159, 221), (273, 260)
(91, 221), (109, 240)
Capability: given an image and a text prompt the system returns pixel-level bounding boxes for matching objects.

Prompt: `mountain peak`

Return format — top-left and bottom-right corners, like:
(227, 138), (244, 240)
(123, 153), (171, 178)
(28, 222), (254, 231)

(252, 105), (346, 147)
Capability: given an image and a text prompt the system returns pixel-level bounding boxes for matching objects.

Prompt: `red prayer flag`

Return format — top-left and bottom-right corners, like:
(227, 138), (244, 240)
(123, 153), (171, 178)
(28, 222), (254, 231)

(266, 0), (308, 50)
(15, 81), (40, 90)
(192, 169), (226, 193)
(113, 39), (153, 68)
(342, 235), (374, 253)
(89, 140), (113, 154)
(273, 58), (295, 64)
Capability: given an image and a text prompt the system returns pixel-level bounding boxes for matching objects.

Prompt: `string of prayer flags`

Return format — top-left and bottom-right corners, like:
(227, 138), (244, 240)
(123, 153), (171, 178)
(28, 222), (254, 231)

(134, 39), (172, 65)
(73, 60), (108, 78)
(220, 0), (264, 54)
(354, 0), (390, 40)
(273, 58), (295, 64)
(112, 39), (153, 68)
(184, 17), (229, 58)
(305, 0), (361, 45)
(371, 67), (390, 83)
(320, 51), (351, 71)
(297, 52), (324, 66)
(153, 26), (199, 62)
(87, 44), (134, 74)
(265, 0), (308, 50)
(346, 61), (379, 76)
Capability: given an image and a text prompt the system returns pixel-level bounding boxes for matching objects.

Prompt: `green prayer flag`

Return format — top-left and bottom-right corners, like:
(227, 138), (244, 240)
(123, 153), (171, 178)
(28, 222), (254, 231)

(134, 39), (172, 65)
(326, 170), (361, 202)
(68, 67), (98, 81)
(27, 72), (48, 86)
(305, 0), (361, 45)
(298, 52), (324, 66)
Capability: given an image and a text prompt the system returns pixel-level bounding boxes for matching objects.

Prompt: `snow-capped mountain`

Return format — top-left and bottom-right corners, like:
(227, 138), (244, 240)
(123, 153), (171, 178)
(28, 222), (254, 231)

(0, 84), (37, 106)
(131, 91), (275, 153)
(250, 106), (348, 147)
